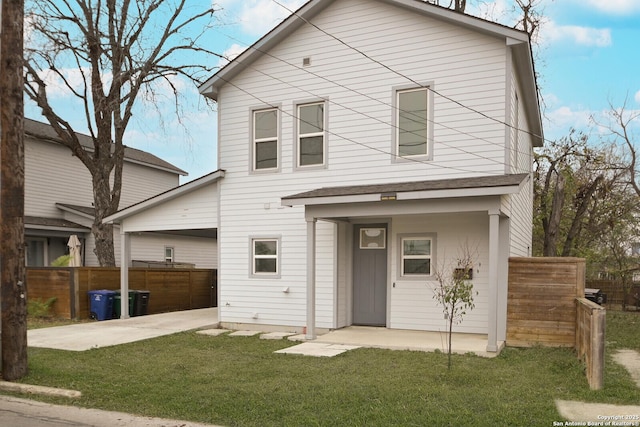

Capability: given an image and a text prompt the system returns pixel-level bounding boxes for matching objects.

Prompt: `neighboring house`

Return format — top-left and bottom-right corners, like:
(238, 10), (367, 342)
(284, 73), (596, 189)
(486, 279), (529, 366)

(24, 118), (217, 268)
(114, 0), (543, 352)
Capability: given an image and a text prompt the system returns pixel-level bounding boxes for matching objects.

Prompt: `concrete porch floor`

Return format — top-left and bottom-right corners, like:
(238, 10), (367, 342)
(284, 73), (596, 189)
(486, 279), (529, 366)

(312, 326), (501, 358)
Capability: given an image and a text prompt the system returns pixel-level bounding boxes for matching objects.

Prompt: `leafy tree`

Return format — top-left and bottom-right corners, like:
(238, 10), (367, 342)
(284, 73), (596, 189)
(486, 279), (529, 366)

(23, 0), (219, 266)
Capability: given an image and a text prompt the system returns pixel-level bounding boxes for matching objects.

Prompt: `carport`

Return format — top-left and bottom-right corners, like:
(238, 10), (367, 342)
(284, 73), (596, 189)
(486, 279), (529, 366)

(103, 170), (223, 321)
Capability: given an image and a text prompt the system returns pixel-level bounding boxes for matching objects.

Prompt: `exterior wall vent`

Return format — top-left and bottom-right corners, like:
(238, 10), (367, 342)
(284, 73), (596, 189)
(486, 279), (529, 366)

(302, 57), (311, 66)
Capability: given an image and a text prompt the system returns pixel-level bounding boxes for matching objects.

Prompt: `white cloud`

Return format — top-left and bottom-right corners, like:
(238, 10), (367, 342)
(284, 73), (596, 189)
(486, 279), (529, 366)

(635, 90), (640, 105)
(217, 43), (248, 68)
(582, 0), (640, 15)
(543, 105), (594, 139)
(543, 20), (612, 47)
(234, 0), (306, 37)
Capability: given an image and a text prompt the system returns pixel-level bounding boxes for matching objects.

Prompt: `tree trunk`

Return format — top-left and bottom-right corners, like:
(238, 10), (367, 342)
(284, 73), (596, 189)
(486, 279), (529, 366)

(544, 172), (565, 257)
(92, 173), (118, 267)
(0, 0), (28, 380)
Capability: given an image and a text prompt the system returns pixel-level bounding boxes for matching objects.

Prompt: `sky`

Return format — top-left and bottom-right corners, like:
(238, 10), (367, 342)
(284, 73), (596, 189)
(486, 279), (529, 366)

(24, 0), (640, 183)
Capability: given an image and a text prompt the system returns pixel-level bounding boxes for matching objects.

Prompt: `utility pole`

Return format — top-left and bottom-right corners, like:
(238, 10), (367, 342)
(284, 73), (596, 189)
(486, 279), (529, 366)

(0, 0), (28, 380)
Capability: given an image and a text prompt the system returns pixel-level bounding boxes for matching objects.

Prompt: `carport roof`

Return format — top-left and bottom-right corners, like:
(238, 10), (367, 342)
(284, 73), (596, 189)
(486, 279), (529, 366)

(282, 173), (529, 206)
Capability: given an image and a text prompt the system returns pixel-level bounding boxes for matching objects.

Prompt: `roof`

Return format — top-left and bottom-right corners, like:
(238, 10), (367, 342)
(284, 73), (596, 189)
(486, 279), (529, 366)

(103, 169), (225, 223)
(282, 174), (529, 205)
(25, 118), (188, 176)
(56, 203), (96, 219)
(25, 216), (90, 233)
(199, 0), (543, 147)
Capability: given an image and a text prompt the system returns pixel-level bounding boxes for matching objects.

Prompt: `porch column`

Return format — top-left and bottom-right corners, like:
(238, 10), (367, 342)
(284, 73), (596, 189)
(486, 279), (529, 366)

(119, 228), (131, 319)
(306, 218), (317, 340)
(487, 210), (500, 352)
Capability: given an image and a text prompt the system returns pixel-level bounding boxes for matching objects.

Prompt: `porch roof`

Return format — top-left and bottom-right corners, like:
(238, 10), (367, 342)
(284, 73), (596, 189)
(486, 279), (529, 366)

(282, 173), (529, 206)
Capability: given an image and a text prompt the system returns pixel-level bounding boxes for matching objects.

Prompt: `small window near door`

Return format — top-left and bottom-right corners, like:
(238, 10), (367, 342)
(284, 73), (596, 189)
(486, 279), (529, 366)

(251, 238), (279, 276)
(401, 237), (432, 276)
(360, 228), (386, 249)
(164, 247), (174, 263)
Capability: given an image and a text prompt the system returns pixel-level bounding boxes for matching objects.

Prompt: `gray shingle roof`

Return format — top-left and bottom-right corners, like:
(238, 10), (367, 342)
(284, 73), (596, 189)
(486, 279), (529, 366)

(282, 174), (529, 200)
(25, 118), (187, 176)
(25, 216), (89, 231)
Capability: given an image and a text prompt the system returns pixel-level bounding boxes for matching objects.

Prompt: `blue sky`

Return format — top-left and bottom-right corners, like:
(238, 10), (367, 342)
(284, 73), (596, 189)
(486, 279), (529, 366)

(25, 0), (640, 183)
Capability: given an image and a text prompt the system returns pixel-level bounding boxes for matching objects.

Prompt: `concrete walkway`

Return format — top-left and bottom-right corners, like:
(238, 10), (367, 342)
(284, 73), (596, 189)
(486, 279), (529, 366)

(556, 349), (640, 423)
(28, 308), (218, 351)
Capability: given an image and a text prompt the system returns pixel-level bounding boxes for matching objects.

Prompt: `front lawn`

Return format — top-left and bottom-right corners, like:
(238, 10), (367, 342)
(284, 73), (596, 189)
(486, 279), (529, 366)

(12, 310), (640, 426)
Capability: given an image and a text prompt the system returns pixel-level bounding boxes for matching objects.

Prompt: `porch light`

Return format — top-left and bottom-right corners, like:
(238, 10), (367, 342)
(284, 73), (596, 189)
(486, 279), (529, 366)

(380, 192), (397, 201)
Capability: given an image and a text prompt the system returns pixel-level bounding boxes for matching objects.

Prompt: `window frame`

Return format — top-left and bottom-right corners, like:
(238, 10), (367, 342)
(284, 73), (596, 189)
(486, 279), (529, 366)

(392, 85), (434, 162)
(251, 106), (280, 173)
(397, 233), (436, 280)
(164, 246), (174, 263)
(250, 237), (281, 278)
(295, 100), (327, 170)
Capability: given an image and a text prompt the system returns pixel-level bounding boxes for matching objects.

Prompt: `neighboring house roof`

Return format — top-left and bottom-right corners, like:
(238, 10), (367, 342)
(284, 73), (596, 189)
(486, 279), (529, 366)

(25, 118), (188, 176)
(198, 0), (542, 146)
(103, 169), (225, 224)
(282, 173), (529, 205)
(56, 203), (96, 219)
(24, 216), (90, 233)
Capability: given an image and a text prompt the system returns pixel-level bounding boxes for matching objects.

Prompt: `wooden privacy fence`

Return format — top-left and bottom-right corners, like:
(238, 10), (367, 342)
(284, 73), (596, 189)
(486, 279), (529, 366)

(27, 267), (217, 319)
(508, 257), (605, 390)
(576, 298), (605, 390)
(507, 257), (585, 347)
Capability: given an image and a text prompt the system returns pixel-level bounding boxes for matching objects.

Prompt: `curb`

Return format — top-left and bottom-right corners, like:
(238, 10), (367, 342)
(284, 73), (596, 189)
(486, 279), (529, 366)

(0, 380), (81, 398)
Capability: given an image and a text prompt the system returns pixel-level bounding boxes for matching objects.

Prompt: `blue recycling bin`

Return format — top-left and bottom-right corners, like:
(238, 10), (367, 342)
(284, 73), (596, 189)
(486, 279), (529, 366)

(88, 290), (115, 320)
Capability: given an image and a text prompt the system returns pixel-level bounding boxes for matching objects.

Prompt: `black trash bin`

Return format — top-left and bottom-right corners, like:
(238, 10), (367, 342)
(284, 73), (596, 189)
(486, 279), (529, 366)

(88, 290), (115, 320)
(133, 290), (150, 316)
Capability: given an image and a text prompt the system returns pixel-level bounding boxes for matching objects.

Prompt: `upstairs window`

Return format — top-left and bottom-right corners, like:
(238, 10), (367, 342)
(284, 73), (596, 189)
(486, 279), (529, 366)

(397, 88), (428, 157)
(164, 247), (174, 263)
(297, 102), (325, 167)
(253, 108), (278, 170)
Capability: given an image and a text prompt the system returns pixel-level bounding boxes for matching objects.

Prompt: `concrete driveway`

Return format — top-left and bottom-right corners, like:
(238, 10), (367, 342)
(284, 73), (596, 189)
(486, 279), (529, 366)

(28, 308), (218, 351)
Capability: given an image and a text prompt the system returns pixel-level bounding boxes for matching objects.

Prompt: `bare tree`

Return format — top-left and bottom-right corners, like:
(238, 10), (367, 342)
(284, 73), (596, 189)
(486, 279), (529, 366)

(1, 0), (28, 380)
(424, 0), (467, 12)
(23, 0), (220, 266)
(432, 243), (478, 369)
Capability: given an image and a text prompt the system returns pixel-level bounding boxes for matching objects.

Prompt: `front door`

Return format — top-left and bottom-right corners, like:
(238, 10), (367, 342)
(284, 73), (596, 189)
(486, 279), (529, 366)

(353, 224), (388, 326)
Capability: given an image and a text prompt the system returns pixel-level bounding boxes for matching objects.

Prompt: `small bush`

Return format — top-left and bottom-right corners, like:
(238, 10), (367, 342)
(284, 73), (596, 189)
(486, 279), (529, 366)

(27, 297), (57, 318)
(51, 254), (72, 267)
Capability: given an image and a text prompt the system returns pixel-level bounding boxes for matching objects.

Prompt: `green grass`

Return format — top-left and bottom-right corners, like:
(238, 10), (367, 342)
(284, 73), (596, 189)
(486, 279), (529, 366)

(10, 310), (640, 426)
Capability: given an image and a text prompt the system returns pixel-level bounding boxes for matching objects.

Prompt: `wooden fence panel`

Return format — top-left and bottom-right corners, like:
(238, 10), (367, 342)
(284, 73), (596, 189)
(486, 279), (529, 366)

(507, 257), (585, 347)
(576, 297), (605, 390)
(27, 268), (73, 318)
(28, 267), (216, 319)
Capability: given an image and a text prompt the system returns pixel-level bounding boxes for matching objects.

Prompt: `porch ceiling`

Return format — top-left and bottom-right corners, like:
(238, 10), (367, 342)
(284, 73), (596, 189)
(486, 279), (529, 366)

(282, 173), (529, 207)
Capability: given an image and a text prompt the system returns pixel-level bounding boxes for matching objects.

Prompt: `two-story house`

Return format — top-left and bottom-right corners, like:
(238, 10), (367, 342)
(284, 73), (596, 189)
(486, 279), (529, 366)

(112, 0), (543, 352)
(25, 118), (217, 268)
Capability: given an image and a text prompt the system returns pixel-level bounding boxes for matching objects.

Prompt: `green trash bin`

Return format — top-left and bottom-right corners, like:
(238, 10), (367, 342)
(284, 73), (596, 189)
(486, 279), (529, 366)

(112, 291), (136, 318)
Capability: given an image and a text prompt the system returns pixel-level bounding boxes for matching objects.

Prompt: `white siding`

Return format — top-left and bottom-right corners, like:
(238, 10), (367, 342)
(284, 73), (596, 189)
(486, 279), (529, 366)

(214, 0), (534, 330)
(25, 137), (179, 218)
(122, 184), (218, 232)
(389, 213), (490, 334)
(129, 233), (217, 269)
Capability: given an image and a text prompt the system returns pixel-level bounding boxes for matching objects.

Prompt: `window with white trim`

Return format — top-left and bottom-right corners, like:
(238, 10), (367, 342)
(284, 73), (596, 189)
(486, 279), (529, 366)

(252, 238), (279, 275)
(401, 237), (432, 276)
(253, 108), (278, 170)
(297, 102), (325, 167)
(164, 247), (174, 263)
(397, 88), (428, 157)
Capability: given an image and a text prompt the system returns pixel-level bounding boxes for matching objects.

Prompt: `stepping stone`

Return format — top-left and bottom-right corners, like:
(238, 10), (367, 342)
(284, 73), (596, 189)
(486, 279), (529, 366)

(275, 342), (360, 357)
(196, 329), (231, 337)
(228, 330), (261, 337)
(260, 332), (297, 340)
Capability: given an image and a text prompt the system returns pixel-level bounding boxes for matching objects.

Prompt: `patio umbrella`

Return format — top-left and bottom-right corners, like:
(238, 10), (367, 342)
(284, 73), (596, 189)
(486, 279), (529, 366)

(67, 235), (82, 267)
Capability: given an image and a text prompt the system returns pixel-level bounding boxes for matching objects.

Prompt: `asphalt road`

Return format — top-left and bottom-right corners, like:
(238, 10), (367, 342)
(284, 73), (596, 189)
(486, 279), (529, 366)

(0, 395), (221, 427)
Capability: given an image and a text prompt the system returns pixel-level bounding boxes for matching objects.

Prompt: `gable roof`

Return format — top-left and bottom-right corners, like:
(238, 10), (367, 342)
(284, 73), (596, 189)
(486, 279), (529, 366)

(25, 118), (188, 176)
(282, 173), (529, 206)
(199, 0), (543, 146)
(103, 169), (225, 224)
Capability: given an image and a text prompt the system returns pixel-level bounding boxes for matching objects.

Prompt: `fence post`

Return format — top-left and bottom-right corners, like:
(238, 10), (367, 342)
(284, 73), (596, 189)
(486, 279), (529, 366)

(589, 307), (605, 390)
